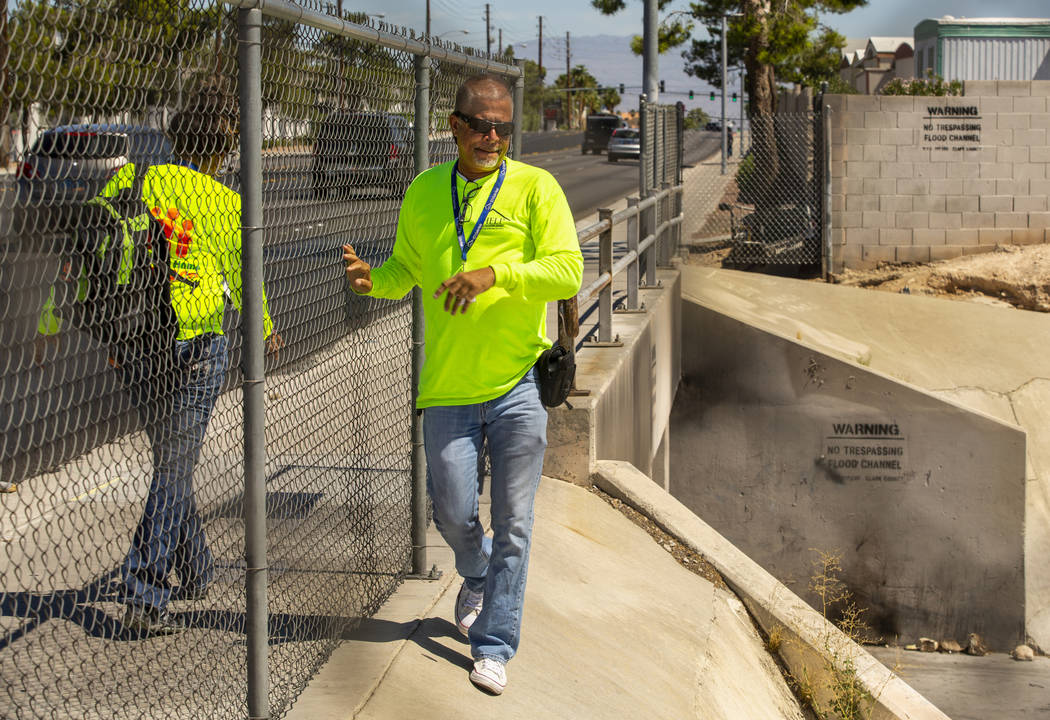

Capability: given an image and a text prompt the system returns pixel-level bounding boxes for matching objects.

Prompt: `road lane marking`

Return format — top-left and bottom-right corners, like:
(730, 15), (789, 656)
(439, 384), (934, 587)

(70, 477), (121, 502)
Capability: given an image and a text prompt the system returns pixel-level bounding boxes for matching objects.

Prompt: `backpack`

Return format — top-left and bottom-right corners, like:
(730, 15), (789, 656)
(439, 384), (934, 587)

(61, 167), (179, 391)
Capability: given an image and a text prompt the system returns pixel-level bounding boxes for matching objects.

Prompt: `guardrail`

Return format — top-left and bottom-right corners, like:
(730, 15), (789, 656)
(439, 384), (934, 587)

(556, 182), (684, 381)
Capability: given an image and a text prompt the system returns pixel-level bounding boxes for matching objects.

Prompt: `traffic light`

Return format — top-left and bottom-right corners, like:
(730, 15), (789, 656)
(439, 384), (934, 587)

(659, 80), (665, 93)
(619, 83), (625, 94)
(709, 91), (715, 101)
(689, 90), (694, 100)
(731, 92), (738, 102)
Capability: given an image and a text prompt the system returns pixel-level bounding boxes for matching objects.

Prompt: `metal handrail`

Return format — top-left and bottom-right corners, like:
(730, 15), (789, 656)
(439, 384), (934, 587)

(577, 194), (661, 247)
(557, 183), (683, 357)
(575, 184), (682, 303)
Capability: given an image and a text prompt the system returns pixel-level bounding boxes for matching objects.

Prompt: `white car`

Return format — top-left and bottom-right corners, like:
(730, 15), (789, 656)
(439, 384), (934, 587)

(606, 127), (640, 162)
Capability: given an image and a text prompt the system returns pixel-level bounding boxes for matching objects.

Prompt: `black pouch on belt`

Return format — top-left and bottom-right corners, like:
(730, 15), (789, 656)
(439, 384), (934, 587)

(534, 344), (575, 408)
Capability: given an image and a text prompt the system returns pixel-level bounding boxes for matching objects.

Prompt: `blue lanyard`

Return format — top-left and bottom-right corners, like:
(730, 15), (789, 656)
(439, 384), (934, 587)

(451, 161), (506, 264)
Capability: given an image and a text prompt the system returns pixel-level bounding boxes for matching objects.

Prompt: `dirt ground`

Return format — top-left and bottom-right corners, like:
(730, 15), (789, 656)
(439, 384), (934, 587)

(689, 243), (1050, 313)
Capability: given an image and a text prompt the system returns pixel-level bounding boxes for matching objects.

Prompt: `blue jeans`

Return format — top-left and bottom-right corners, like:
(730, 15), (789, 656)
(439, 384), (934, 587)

(121, 334), (228, 611)
(423, 367), (548, 663)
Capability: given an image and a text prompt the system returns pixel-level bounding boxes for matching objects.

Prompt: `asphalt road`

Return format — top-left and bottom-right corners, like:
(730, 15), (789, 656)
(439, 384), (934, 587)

(0, 130), (720, 485)
(524, 129), (721, 220)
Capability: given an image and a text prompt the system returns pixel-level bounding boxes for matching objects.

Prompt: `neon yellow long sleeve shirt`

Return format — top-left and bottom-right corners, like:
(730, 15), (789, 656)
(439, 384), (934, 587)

(368, 157), (583, 408)
(39, 162), (274, 341)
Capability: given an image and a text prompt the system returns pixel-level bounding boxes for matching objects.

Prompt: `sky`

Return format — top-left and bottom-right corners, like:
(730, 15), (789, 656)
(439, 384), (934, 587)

(353, 0), (1050, 54)
(346, 0), (1048, 116)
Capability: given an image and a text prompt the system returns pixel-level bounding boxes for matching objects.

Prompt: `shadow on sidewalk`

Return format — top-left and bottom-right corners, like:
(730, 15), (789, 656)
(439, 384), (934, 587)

(346, 615), (473, 672)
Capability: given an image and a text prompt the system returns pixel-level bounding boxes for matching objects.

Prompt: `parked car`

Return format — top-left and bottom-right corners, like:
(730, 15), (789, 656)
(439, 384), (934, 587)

(704, 120), (721, 132)
(312, 110), (414, 198)
(582, 113), (625, 155)
(16, 124), (172, 206)
(606, 127), (640, 162)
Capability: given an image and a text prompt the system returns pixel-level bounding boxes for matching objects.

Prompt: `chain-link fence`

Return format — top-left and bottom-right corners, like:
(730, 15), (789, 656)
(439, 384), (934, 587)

(638, 99), (684, 266)
(1, 2), (520, 717)
(682, 111), (826, 269)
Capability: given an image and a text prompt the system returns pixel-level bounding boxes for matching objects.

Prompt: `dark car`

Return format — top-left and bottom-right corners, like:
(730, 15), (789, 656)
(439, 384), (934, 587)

(606, 127), (640, 162)
(16, 124), (172, 206)
(581, 113), (625, 155)
(704, 120), (721, 132)
(312, 110), (414, 198)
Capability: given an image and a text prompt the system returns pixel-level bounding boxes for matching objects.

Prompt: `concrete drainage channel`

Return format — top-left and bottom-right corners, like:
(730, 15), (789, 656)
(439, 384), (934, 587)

(591, 460), (951, 720)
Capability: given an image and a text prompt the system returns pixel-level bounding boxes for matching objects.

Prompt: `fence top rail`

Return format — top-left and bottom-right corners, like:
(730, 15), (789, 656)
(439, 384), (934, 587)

(225, 0), (522, 77)
(575, 184), (683, 246)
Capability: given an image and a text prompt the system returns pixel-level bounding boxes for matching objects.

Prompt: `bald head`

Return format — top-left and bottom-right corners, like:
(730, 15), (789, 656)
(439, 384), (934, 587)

(455, 75), (513, 115)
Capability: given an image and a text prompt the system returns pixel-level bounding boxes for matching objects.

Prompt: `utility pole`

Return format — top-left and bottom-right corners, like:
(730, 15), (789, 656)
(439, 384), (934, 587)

(499, 28), (502, 54)
(426, 0), (430, 36)
(643, 0), (657, 102)
(538, 17), (543, 77)
(486, 4), (491, 55)
(566, 32), (572, 130)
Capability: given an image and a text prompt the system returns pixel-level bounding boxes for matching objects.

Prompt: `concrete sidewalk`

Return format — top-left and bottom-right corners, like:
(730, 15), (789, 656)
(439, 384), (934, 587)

(287, 477), (805, 720)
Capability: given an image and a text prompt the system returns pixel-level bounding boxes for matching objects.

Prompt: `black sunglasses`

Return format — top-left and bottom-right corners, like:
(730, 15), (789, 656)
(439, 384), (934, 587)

(453, 111), (514, 138)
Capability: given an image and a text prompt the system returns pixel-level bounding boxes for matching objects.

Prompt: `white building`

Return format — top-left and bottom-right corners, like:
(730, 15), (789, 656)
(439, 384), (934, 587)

(914, 16), (1050, 82)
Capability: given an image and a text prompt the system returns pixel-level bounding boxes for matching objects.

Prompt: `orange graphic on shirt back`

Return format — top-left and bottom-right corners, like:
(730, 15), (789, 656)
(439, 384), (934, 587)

(151, 206), (194, 257)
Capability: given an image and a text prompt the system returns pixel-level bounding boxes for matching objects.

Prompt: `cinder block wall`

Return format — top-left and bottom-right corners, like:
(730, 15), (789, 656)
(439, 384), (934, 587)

(827, 80), (1050, 271)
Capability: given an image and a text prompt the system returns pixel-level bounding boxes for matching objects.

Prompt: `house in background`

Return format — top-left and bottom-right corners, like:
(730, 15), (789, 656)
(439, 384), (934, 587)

(839, 38), (914, 93)
(914, 16), (1050, 81)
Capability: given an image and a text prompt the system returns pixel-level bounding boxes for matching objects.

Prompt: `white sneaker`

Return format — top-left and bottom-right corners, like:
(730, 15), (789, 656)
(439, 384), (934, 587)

(469, 657), (507, 695)
(454, 582), (483, 637)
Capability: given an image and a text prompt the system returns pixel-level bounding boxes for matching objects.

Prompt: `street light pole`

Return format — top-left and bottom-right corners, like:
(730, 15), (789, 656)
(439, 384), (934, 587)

(642, 0), (658, 102)
(721, 13), (727, 175)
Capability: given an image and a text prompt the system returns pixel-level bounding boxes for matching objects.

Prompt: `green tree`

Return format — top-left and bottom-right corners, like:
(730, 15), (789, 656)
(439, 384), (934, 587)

(8, 0), (227, 128)
(592, 0), (695, 57)
(553, 64), (603, 129)
(593, 0), (866, 115)
(683, 106), (710, 129)
(519, 59), (547, 132)
(310, 10), (407, 116)
(676, 1), (865, 115)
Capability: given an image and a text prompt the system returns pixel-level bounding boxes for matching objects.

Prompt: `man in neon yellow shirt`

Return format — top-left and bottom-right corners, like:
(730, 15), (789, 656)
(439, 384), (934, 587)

(39, 89), (281, 635)
(344, 74), (582, 695)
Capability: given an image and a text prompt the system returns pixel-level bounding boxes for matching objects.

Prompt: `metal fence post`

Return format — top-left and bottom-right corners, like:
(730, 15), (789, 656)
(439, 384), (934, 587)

(638, 96), (648, 197)
(410, 54), (430, 578)
(823, 105), (833, 280)
(237, 7), (269, 720)
(626, 196), (640, 309)
(512, 59), (524, 159)
(643, 190), (657, 287)
(659, 182), (671, 267)
(598, 208), (613, 343)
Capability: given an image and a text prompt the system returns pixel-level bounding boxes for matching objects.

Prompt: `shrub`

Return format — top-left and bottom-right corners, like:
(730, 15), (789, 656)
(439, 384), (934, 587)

(880, 70), (962, 97)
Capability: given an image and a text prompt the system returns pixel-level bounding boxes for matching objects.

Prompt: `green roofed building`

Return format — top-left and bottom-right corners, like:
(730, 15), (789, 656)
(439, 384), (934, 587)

(913, 16), (1050, 82)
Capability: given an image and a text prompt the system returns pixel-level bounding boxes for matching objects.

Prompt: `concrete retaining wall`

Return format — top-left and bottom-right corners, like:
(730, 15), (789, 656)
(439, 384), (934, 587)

(669, 295), (1027, 650)
(827, 80), (1050, 270)
(543, 268), (681, 486)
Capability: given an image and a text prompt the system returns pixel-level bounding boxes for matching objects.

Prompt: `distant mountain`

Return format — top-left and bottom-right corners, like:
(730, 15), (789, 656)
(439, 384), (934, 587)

(514, 34), (745, 117)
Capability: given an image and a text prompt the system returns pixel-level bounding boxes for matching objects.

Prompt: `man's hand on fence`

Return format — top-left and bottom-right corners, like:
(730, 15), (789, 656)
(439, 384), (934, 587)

(266, 332), (284, 362)
(433, 267), (495, 315)
(33, 335), (60, 367)
(343, 244), (373, 294)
